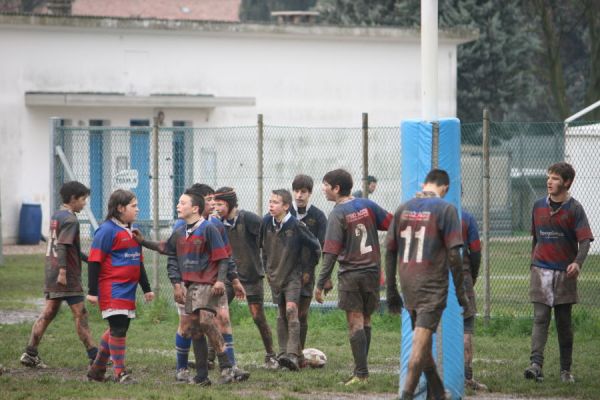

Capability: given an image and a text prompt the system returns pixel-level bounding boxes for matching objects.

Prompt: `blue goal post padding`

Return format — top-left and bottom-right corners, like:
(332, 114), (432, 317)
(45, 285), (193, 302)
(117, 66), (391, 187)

(399, 118), (464, 399)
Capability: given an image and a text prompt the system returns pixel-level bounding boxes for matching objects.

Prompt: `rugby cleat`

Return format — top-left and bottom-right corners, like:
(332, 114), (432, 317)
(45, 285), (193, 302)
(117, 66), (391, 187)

(20, 352), (47, 369)
(524, 362), (544, 382)
(560, 370), (575, 383)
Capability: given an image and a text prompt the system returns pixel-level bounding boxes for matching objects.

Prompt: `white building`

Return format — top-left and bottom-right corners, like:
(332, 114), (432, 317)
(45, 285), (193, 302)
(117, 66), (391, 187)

(0, 13), (476, 243)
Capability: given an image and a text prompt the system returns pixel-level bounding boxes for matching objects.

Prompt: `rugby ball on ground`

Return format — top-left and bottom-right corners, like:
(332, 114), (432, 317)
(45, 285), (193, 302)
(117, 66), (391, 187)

(303, 348), (327, 368)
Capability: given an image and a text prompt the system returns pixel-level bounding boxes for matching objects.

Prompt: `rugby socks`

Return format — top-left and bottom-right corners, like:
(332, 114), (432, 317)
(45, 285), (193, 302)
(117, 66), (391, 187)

(299, 316), (308, 350)
(175, 332), (191, 370)
(349, 329), (368, 377)
(364, 326), (372, 356)
(217, 351), (232, 370)
(192, 336), (209, 380)
(109, 335), (127, 377)
(91, 329), (110, 370)
(287, 319), (301, 356)
(465, 365), (473, 381)
(276, 315), (288, 355)
(87, 346), (99, 363)
(222, 333), (236, 365)
(25, 346), (38, 357)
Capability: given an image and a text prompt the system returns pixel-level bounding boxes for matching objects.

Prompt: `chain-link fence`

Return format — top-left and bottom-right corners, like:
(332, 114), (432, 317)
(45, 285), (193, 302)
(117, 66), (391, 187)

(51, 117), (600, 317)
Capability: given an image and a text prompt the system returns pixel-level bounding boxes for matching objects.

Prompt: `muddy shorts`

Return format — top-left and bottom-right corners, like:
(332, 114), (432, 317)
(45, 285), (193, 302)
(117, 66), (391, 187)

(271, 278), (302, 306)
(185, 283), (219, 314)
(301, 274), (315, 298)
(242, 279), (265, 304)
(337, 269), (380, 315)
(408, 308), (444, 332)
(46, 292), (84, 305)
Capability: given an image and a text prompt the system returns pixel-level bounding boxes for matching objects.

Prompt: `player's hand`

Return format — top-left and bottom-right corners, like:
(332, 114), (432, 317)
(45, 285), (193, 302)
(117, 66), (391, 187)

(386, 286), (403, 315)
(56, 269), (67, 286)
(457, 291), (469, 309)
(323, 279), (333, 296)
(314, 288), (324, 304)
(302, 272), (311, 285)
(212, 281), (225, 296)
(232, 279), (246, 300)
(566, 263), (581, 279)
(173, 284), (185, 305)
(86, 295), (98, 305)
(144, 291), (155, 302)
(132, 228), (145, 244)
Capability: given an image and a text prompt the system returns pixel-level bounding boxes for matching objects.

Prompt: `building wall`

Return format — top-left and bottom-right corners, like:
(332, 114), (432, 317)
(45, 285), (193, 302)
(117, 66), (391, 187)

(0, 19), (464, 242)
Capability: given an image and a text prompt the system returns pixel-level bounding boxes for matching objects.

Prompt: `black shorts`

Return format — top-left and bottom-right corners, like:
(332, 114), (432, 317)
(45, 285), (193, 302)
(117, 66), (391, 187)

(408, 308), (443, 331)
(243, 279), (265, 304)
(337, 269), (380, 315)
(45, 293), (84, 306)
(464, 315), (475, 334)
(271, 278), (302, 306)
(301, 274), (315, 298)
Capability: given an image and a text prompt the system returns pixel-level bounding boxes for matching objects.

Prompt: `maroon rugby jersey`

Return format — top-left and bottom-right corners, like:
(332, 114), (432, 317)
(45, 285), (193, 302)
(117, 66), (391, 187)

(386, 194), (462, 311)
(44, 208), (83, 294)
(323, 198), (392, 274)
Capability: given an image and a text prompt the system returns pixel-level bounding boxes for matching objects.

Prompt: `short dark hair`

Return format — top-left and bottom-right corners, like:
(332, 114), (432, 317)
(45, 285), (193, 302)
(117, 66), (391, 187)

(271, 189), (292, 206)
(424, 169), (450, 187)
(59, 181), (90, 204)
(214, 186), (238, 211)
(323, 169), (353, 196)
(189, 183), (214, 198)
(105, 189), (136, 221)
(183, 188), (205, 214)
(548, 162), (575, 189)
(367, 175), (378, 184)
(292, 174), (314, 192)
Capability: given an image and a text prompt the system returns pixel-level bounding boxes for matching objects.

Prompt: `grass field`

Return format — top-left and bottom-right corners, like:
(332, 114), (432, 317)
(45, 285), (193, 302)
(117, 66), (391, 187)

(1, 253), (600, 399)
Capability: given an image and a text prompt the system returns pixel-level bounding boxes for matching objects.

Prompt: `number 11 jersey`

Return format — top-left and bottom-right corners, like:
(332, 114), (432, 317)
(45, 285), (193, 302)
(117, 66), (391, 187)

(386, 193), (462, 311)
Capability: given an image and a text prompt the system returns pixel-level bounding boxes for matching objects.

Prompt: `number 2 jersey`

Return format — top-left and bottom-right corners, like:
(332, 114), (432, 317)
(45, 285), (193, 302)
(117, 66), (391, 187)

(322, 198), (392, 275)
(386, 193), (463, 311)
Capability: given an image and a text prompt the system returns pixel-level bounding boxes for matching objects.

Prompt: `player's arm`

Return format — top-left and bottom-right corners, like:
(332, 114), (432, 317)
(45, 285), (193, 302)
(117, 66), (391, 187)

(139, 262), (155, 302)
(568, 239), (591, 278)
(315, 253), (336, 303)
(55, 243), (68, 285)
(87, 261), (100, 305)
(384, 217), (402, 314)
(449, 246), (468, 308)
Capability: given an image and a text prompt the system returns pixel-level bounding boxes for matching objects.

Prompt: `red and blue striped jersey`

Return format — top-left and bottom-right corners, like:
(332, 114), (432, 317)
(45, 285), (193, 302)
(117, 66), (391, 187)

(531, 197), (593, 271)
(89, 220), (144, 311)
(461, 210), (481, 265)
(166, 219), (230, 284)
(323, 198), (392, 273)
(386, 195), (462, 311)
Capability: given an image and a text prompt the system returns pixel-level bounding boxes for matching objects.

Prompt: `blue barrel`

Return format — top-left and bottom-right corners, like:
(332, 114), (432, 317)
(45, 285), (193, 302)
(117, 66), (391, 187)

(18, 203), (42, 245)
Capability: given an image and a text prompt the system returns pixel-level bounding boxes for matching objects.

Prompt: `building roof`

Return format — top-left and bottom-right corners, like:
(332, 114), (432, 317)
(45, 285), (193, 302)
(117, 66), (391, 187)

(71, 0), (240, 22)
(0, 13), (478, 44)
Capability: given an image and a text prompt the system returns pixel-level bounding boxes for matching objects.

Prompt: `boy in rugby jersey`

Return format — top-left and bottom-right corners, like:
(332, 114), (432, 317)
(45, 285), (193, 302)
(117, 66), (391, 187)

(524, 162), (593, 384)
(135, 184), (247, 384)
(214, 187), (279, 369)
(20, 181), (98, 369)
(289, 175), (327, 364)
(385, 169), (468, 400)
(137, 188), (237, 385)
(86, 189), (155, 384)
(260, 189), (321, 371)
(315, 169), (392, 385)
(461, 209), (487, 391)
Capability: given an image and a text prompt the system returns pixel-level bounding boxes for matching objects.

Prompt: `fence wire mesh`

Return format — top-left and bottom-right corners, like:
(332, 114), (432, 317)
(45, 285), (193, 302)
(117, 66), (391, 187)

(52, 119), (600, 317)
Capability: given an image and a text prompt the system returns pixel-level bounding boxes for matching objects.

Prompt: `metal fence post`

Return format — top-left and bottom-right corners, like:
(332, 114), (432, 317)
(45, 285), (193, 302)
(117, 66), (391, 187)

(152, 117), (160, 295)
(0, 177), (3, 266)
(50, 118), (61, 220)
(257, 114), (264, 215)
(431, 121), (439, 169)
(482, 108), (491, 324)
(362, 113), (369, 198)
